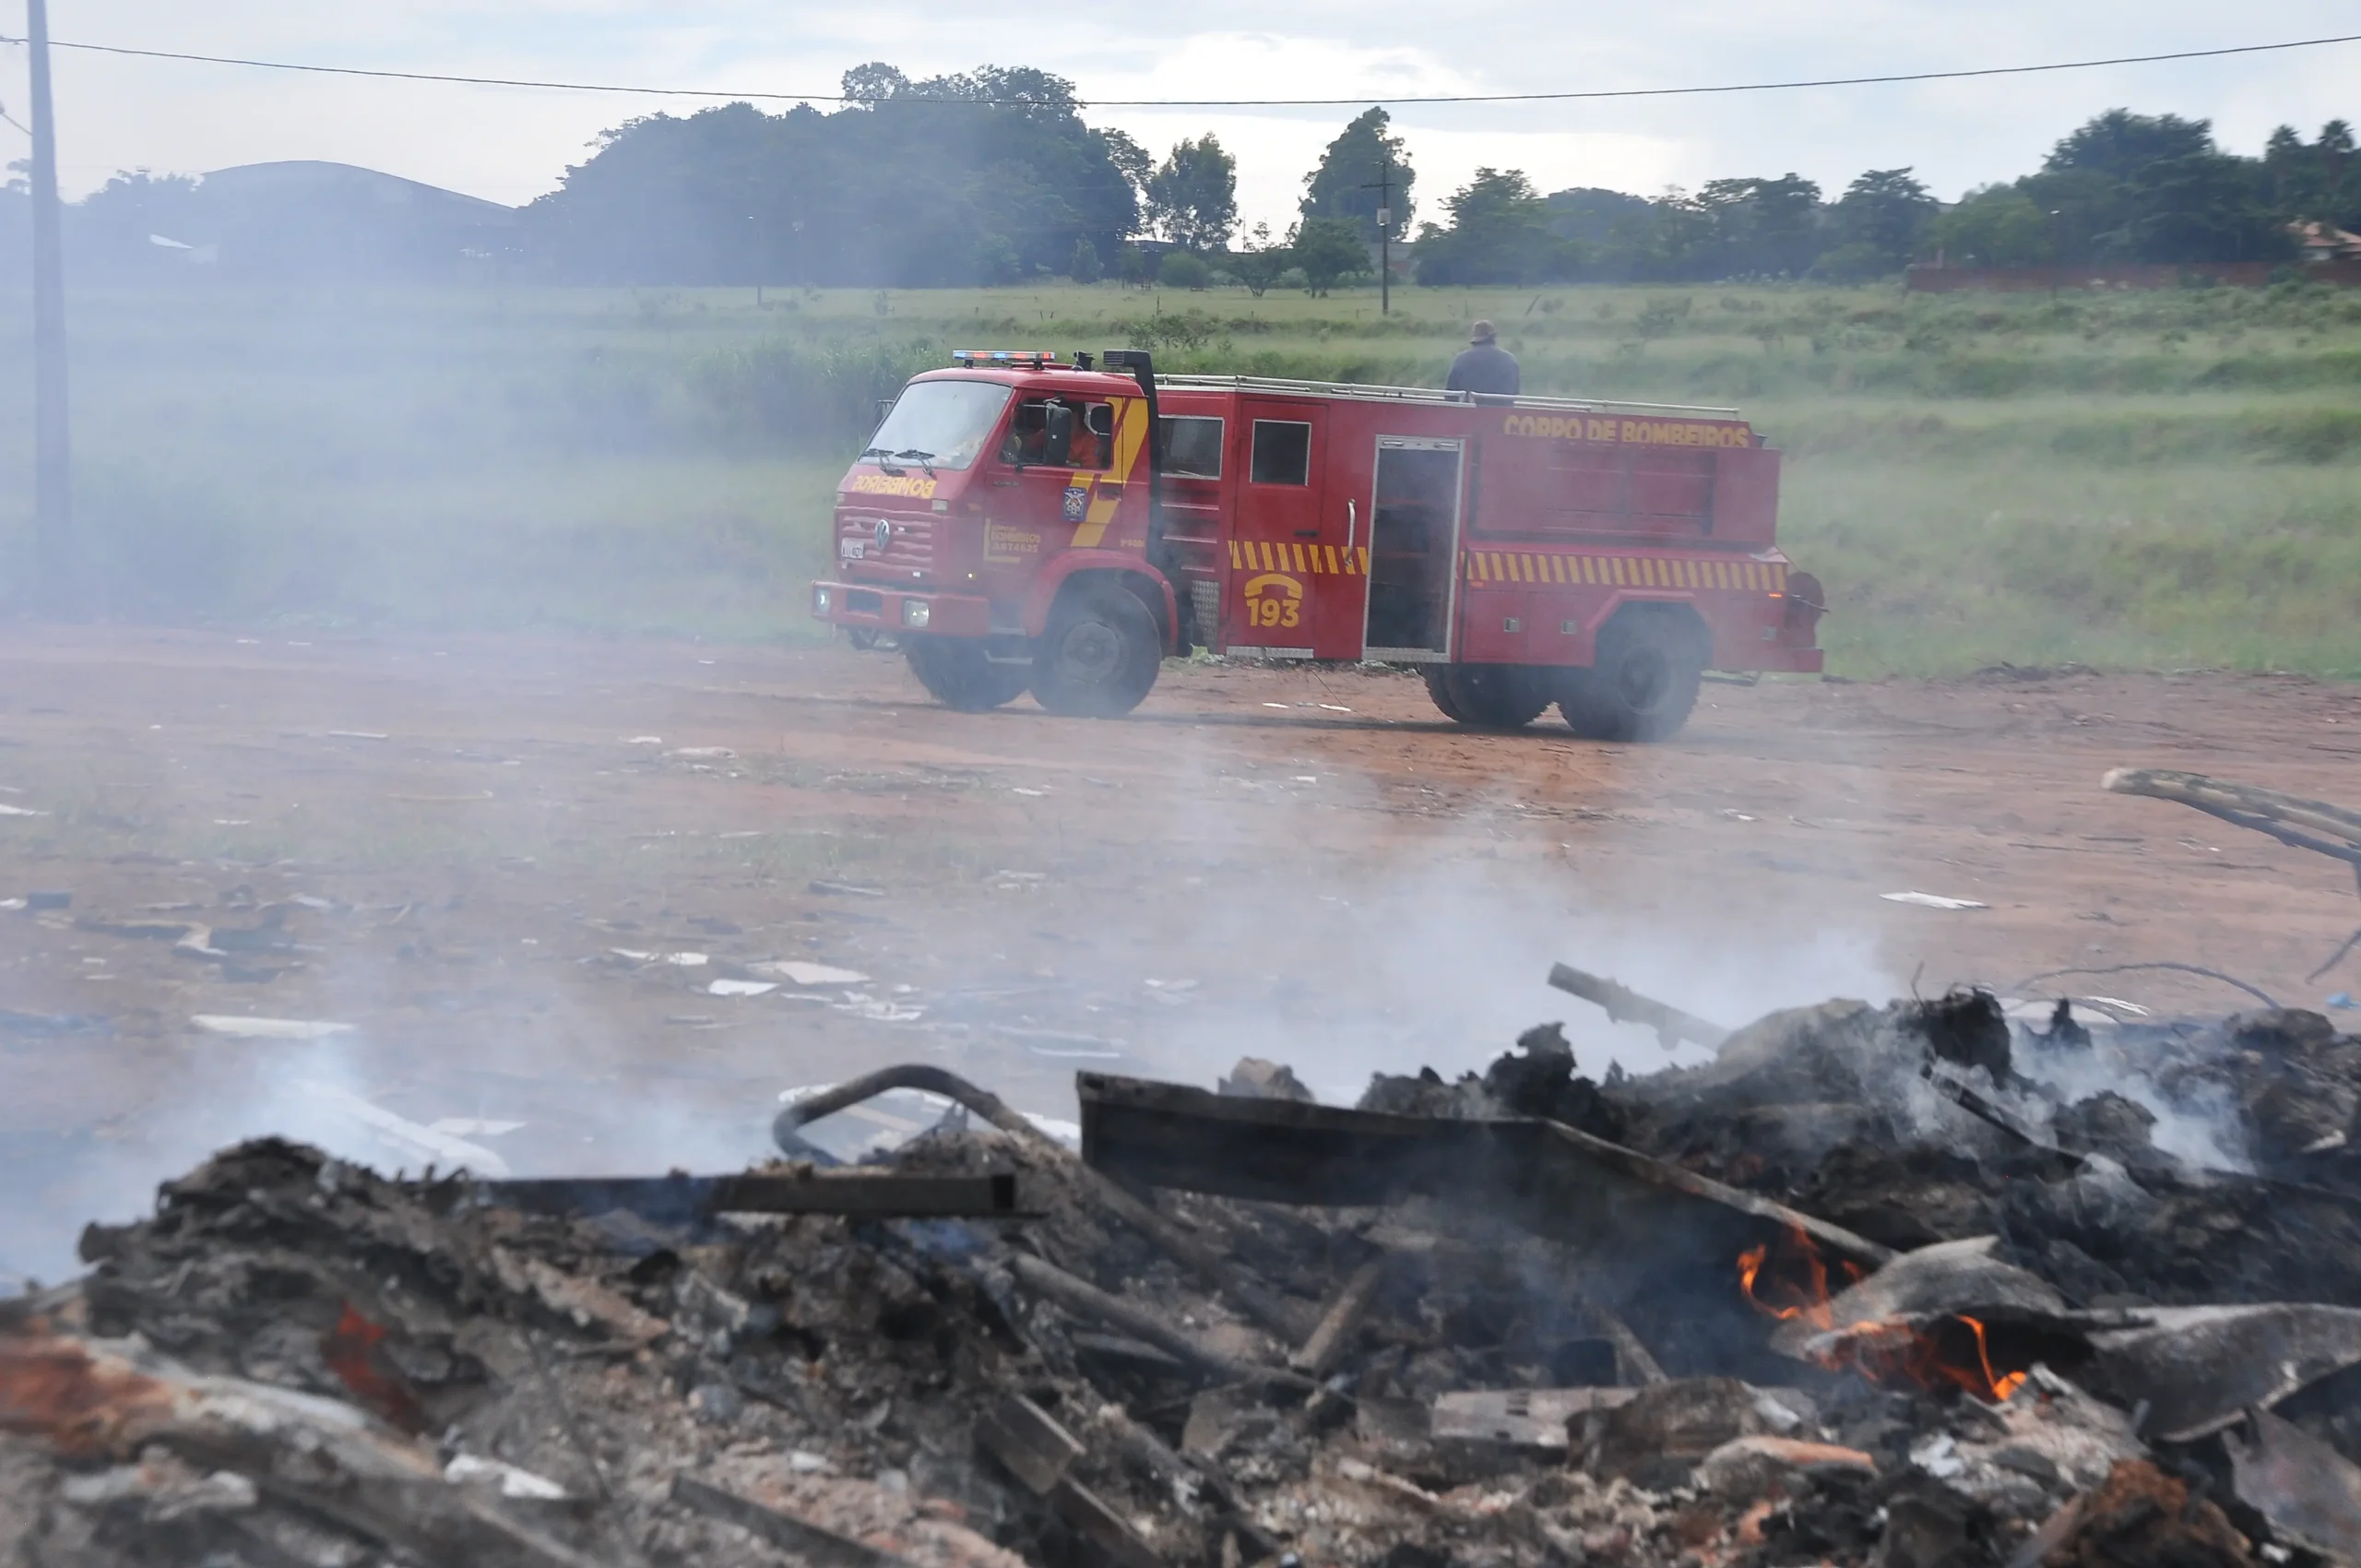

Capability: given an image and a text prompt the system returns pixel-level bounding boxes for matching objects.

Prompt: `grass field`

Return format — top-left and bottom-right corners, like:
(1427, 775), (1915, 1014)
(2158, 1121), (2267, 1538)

(0, 277), (2356, 676)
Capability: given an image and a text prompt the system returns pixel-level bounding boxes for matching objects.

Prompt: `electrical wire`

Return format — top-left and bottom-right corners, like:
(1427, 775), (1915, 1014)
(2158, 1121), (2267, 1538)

(0, 101), (30, 137)
(0, 30), (2357, 110)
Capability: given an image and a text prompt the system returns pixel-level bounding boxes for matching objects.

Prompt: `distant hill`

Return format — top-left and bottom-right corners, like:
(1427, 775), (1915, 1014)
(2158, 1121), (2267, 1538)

(68, 160), (521, 281)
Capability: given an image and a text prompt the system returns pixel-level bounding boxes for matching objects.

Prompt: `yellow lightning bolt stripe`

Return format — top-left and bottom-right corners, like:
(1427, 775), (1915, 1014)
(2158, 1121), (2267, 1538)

(1068, 398), (1149, 549)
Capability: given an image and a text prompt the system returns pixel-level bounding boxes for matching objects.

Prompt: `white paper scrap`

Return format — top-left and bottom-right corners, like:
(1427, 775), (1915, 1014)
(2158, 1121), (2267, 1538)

(1880, 892), (1990, 910)
(192, 1016), (355, 1040)
(749, 960), (872, 986)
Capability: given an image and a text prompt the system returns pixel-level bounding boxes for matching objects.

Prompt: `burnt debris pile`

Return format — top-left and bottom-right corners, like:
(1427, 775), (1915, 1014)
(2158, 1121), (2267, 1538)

(6, 992), (2361, 1567)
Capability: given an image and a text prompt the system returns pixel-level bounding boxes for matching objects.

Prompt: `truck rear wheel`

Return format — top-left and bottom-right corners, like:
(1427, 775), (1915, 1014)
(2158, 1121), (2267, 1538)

(904, 636), (1030, 712)
(1559, 613), (1703, 742)
(1031, 582), (1161, 718)
(1427, 665), (1550, 730)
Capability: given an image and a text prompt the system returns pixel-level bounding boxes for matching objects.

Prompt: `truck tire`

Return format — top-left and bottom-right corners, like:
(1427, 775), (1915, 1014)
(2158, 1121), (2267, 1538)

(1422, 668), (1470, 723)
(1428, 665), (1549, 730)
(1031, 581), (1161, 718)
(1558, 613), (1703, 742)
(904, 636), (1030, 712)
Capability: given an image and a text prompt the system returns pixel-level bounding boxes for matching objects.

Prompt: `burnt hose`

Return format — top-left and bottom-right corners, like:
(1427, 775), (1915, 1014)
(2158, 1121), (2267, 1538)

(773, 1063), (1058, 1160)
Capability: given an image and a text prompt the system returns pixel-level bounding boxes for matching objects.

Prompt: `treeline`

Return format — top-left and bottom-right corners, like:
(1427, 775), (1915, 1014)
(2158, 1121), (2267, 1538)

(1448, 111), (2358, 285)
(9, 71), (2357, 289)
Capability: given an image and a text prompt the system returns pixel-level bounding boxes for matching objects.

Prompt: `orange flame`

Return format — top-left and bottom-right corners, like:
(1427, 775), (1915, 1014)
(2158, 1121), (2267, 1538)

(1738, 1226), (2028, 1403)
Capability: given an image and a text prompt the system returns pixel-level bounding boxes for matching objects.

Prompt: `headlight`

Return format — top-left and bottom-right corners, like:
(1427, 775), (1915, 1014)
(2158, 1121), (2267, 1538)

(813, 586), (833, 615)
(901, 599), (931, 629)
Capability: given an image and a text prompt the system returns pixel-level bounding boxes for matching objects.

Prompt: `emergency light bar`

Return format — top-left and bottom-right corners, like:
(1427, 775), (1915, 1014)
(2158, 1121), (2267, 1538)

(952, 350), (1062, 368)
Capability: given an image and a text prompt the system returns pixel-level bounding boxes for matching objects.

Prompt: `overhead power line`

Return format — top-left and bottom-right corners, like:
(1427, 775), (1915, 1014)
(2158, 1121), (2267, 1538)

(0, 30), (2356, 110)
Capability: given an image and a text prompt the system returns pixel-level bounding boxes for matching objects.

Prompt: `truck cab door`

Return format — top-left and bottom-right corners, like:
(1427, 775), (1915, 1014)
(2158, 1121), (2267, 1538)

(980, 395), (1123, 571)
(1225, 403), (1351, 658)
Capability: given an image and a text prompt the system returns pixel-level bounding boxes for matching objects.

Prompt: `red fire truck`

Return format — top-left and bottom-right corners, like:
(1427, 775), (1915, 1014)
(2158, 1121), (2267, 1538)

(810, 350), (1822, 740)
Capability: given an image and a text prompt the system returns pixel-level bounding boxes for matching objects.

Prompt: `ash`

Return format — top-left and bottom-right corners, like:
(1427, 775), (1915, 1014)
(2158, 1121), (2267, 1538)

(4, 991), (2360, 1567)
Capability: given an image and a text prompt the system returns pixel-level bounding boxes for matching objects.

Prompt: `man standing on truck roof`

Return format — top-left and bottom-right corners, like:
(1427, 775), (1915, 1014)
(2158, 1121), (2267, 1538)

(1446, 320), (1521, 398)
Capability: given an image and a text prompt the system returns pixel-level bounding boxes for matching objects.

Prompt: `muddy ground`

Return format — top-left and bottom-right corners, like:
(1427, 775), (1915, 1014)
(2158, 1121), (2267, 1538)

(1, 628), (2355, 1283)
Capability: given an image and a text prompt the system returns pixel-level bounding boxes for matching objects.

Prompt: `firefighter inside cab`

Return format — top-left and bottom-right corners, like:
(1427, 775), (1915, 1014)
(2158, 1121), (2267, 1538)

(812, 347), (1825, 739)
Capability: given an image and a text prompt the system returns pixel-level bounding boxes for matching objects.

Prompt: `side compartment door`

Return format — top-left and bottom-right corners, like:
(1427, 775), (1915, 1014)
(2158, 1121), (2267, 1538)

(1362, 436), (1465, 662)
(1224, 402), (1347, 659)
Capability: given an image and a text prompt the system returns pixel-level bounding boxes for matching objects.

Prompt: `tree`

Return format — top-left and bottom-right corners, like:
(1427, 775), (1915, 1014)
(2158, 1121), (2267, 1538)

(1097, 128), (1154, 199)
(2045, 110), (2214, 181)
(1117, 244), (1151, 287)
(1927, 187), (2055, 267)
(527, 61), (1143, 286)
(1289, 218), (1366, 295)
(2265, 120), (2361, 230)
(1299, 107), (1415, 244)
(2016, 110), (2295, 266)
(1070, 236), (1103, 282)
(1229, 221), (1290, 297)
(1818, 168), (1937, 276)
(1145, 135), (1238, 252)
(1416, 169), (1577, 285)
(1157, 249), (1211, 289)
(1695, 174), (1823, 276)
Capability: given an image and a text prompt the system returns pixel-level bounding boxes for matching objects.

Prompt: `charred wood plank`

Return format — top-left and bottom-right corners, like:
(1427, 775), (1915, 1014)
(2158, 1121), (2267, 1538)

(968, 1400), (1169, 1568)
(1581, 1294), (1669, 1386)
(1430, 1387), (1638, 1451)
(1005, 1255), (1312, 1390)
(1547, 963), (1731, 1052)
(462, 1170), (1034, 1225)
(975, 1394), (1086, 1496)
(670, 1474), (922, 1568)
(1291, 1253), (1390, 1377)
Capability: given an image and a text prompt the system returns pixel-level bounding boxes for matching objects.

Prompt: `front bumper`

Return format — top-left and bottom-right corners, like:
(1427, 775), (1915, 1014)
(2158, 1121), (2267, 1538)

(810, 581), (992, 638)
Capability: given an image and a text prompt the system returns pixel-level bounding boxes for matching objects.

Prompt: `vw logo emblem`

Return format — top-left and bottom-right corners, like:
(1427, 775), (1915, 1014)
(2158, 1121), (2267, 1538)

(872, 519), (893, 554)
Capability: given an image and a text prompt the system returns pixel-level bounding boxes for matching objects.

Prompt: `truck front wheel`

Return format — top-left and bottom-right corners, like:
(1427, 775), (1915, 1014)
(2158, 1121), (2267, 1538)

(1031, 582), (1161, 718)
(905, 636), (1030, 712)
(1426, 665), (1550, 730)
(1558, 613), (1703, 742)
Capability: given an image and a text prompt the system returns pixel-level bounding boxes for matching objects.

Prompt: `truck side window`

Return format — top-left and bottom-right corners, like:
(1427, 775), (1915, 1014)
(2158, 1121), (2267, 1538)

(1159, 416), (1223, 478)
(1000, 399), (1113, 469)
(1250, 421), (1312, 485)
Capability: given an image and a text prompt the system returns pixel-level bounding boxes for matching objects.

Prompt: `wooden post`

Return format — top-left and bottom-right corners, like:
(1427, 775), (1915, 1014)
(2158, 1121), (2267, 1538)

(28, 0), (74, 606)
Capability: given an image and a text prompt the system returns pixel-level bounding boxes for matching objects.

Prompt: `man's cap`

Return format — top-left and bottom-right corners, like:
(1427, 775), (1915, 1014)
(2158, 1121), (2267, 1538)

(1469, 320), (1497, 343)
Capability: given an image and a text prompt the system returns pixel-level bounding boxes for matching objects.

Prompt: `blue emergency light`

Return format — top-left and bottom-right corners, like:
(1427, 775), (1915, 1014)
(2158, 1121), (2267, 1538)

(952, 350), (1061, 368)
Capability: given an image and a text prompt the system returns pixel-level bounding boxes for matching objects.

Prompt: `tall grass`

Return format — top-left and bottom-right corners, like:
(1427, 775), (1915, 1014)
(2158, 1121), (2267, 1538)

(0, 278), (2355, 673)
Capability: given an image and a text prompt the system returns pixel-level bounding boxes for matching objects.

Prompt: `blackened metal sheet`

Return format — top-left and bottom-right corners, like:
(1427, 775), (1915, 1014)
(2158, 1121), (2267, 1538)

(1074, 1073), (1891, 1275)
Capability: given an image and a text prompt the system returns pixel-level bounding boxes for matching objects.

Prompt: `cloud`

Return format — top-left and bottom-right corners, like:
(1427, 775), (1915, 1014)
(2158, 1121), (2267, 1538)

(9, 0), (2356, 211)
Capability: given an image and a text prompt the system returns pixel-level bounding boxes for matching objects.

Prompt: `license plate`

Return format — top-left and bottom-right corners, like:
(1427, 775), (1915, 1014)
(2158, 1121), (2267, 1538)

(840, 539), (865, 560)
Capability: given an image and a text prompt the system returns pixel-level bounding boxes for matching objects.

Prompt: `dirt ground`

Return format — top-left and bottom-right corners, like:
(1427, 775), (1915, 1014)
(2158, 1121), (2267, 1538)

(2, 626), (2356, 1283)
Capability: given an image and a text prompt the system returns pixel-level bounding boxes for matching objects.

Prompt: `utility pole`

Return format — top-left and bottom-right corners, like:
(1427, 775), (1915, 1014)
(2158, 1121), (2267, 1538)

(1360, 156), (1394, 315)
(27, 0), (72, 606)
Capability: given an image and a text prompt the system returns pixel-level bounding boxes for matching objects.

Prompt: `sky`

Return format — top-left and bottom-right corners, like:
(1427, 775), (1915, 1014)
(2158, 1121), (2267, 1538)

(3, 2), (2357, 230)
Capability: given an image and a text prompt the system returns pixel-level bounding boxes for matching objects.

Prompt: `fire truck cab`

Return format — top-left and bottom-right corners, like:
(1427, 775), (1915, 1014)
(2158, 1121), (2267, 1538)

(811, 350), (1822, 740)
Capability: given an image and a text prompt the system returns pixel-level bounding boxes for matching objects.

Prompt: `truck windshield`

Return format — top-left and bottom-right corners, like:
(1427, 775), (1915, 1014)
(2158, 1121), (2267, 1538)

(866, 381), (1013, 472)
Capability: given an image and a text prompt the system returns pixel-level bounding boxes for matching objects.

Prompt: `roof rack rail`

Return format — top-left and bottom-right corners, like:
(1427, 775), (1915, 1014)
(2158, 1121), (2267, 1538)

(1150, 374), (1740, 421)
